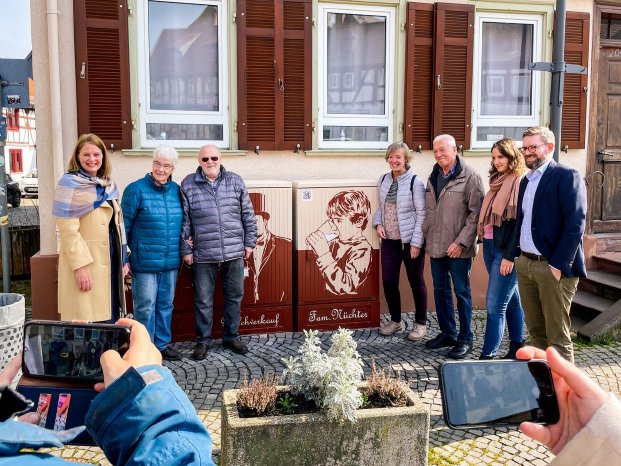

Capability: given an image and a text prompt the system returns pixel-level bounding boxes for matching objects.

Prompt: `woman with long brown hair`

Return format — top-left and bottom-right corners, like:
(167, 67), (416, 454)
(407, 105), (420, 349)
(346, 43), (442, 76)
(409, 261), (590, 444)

(478, 138), (526, 359)
(53, 133), (128, 323)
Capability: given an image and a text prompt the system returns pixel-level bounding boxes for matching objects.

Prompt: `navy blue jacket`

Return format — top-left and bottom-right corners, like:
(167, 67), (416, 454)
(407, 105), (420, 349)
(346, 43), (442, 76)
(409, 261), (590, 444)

(122, 174), (183, 273)
(514, 160), (587, 278)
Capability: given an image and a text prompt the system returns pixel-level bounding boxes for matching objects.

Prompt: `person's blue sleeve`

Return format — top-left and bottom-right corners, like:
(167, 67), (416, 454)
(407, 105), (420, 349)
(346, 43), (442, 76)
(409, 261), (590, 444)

(86, 365), (214, 466)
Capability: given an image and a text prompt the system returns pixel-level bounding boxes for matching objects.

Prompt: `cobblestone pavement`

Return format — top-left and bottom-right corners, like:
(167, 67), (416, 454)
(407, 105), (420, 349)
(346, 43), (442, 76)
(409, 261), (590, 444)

(48, 310), (621, 465)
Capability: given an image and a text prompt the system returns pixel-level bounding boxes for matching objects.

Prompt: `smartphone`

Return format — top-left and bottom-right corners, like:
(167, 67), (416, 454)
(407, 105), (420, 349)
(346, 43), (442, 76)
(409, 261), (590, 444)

(439, 359), (560, 429)
(22, 321), (131, 382)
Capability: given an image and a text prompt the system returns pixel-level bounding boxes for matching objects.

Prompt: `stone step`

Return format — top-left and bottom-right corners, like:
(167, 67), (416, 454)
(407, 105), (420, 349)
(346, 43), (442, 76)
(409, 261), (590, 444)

(579, 270), (621, 302)
(593, 252), (621, 275)
(577, 299), (621, 342)
(571, 290), (614, 332)
(572, 290), (615, 314)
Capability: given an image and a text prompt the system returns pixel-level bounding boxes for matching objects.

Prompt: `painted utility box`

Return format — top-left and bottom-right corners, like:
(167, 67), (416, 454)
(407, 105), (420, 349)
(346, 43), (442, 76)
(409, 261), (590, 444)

(293, 180), (379, 331)
(170, 181), (293, 341)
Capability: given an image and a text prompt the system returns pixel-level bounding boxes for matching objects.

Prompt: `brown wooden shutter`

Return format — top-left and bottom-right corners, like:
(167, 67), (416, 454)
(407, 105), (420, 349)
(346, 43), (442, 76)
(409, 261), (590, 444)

(74, 0), (131, 149)
(238, 0), (310, 151)
(282, 0), (311, 150)
(237, 0), (276, 150)
(404, 3), (435, 151)
(560, 12), (590, 149)
(433, 3), (474, 149)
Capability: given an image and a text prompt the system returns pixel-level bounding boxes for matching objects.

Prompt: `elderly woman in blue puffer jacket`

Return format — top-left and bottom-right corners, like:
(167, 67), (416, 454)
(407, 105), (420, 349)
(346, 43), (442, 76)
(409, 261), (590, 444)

(122, 145), (184, 361)
(373, 142), (428, 342)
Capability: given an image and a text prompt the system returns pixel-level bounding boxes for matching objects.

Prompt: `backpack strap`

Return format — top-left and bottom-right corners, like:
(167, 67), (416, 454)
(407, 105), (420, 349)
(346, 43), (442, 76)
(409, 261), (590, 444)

(382, 173), (416, 194)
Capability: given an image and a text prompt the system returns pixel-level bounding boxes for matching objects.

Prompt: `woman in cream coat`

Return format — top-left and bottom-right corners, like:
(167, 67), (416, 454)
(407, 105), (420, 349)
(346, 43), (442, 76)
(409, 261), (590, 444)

(53, 134), (127, 322)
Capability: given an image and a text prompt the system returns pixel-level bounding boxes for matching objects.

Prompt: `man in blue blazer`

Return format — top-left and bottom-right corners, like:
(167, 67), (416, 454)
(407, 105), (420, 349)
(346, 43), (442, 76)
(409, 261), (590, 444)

(514, 126), (587, 362)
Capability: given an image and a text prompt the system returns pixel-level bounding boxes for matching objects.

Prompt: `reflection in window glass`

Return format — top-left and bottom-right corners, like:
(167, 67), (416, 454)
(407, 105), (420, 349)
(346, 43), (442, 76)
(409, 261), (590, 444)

(476, 126), (528, 142)
(322, 126), (389, 142)
(146, 123), (223, 141)
(480, 22), (533, 116)
(326, 13), (386, 116)
(148, 1), (219, 111)
(601, 14), (621, 40)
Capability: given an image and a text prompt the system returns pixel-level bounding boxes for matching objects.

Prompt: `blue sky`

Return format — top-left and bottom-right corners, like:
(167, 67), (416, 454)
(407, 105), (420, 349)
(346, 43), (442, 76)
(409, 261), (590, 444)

(0, 2), (32, 59)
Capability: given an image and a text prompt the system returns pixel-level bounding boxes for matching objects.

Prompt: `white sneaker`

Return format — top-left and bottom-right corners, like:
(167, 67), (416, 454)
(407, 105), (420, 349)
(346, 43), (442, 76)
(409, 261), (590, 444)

(379, 321), (403, 336)
(407, 323), (429, 341)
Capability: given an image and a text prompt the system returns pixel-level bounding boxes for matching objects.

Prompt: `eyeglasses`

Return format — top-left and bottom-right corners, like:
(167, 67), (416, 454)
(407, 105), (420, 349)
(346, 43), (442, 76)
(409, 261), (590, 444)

(153, 161), (173, 170)
(201, 156), (220, 162)
(519, 143), (547, 154)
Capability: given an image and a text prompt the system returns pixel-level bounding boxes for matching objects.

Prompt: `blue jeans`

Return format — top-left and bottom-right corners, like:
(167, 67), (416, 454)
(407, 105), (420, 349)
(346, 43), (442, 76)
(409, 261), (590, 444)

(193, 259), (244, 345)
(430, 256), (473, 343)
(481, 240), (524, 356)
(132, 269), (178, 350)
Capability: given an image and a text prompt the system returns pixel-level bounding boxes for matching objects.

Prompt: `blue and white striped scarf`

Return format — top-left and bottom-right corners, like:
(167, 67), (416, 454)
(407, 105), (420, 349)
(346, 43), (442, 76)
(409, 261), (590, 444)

(53, 170), (119, 219)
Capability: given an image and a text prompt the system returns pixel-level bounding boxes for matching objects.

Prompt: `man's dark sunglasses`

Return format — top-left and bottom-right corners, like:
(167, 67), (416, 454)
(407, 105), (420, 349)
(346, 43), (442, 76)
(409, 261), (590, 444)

(201, 156), (220, 162)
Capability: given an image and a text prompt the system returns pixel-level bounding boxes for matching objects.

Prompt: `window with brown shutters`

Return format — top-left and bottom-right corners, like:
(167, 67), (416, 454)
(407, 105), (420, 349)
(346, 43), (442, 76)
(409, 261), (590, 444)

(74, 0), (131, 150)
(237, 0), (311, 151)
(317, 4), (395, 149)
(136, 1), (229, 148)
(470, 11), (544, 148)
(405, 3), (473, 150)
(560, 12), (590, 150)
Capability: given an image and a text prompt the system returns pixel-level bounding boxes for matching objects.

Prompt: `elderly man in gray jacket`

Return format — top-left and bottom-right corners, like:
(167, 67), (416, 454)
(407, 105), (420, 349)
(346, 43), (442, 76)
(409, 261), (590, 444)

(181, 145), (257, 359)
(423, 134), (484, 359)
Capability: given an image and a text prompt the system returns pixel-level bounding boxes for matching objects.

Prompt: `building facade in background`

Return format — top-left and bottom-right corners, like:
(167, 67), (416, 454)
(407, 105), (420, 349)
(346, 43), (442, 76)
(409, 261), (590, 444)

(28, 0), (621, 319)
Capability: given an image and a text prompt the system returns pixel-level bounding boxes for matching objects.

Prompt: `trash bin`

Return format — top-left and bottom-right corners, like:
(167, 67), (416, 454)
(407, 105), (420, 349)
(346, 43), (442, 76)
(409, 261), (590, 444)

(0, 293), (25, 372)
(293, 180), (380, 331)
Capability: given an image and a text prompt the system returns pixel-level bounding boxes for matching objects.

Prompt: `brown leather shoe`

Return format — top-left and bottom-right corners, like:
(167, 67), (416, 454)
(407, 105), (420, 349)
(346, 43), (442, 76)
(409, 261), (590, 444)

(223, 338), (249, 355)
(192, 344), (209, 361)
(160, 346), (182, 361)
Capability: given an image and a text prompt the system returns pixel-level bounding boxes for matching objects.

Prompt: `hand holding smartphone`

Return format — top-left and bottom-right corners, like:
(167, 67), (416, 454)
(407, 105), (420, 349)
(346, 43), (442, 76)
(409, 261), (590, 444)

(439, 359), (560, 429)
(22, 321), (131, 383)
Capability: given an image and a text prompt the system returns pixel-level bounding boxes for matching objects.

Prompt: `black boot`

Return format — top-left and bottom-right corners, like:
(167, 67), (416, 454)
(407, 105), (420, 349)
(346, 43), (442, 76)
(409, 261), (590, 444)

(502, 341), (524, 359)
(479, 354), (494, 360)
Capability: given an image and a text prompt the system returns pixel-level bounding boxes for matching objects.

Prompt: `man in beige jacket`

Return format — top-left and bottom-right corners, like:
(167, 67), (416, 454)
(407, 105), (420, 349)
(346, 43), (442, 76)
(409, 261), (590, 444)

(423, 134), (484, 359)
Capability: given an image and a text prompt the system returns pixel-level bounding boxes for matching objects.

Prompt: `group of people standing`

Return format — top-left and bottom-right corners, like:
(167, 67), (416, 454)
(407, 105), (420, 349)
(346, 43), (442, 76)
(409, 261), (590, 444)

(375, 127), (586, 362)
(52, 126), (586, 364)
(53, 134), (256, 361)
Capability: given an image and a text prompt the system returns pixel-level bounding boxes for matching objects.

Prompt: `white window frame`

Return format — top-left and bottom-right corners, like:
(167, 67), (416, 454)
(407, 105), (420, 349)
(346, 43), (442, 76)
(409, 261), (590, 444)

(317, 3), (395, 150)
(136, 0), (229, 148)
(471, 12), (543, 148)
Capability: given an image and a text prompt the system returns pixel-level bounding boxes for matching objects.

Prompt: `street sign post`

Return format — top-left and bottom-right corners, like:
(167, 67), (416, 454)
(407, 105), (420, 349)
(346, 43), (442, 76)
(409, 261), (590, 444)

(528, 0), (587, 162)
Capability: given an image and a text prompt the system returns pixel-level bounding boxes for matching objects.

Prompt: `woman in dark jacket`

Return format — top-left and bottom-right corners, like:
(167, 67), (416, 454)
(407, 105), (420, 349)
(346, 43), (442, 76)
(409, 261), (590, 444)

(477, 138), (526, 359)
(122, 145), (184, 360)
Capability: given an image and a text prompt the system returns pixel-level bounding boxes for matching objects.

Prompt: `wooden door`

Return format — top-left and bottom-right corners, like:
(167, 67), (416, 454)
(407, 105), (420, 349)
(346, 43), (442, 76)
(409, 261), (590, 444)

(591, 8), (621, 233)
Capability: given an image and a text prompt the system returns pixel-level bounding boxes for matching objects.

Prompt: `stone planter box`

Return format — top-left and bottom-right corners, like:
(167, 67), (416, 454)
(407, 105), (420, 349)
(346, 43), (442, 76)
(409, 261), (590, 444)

(221, 384), (429, 466)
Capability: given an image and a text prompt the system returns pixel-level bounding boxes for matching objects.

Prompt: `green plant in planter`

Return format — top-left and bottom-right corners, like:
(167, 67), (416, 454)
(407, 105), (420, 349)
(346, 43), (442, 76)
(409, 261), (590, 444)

(276, 392), (297, 414)
(282, 328), (363, 423)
